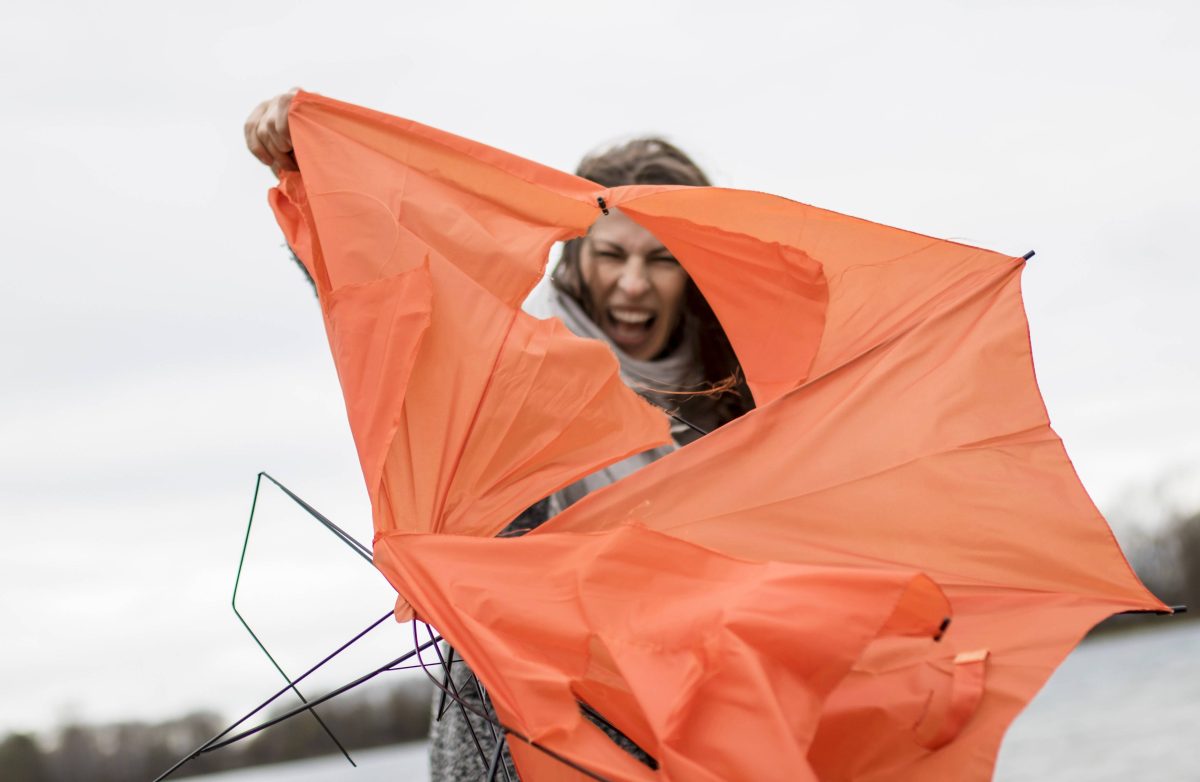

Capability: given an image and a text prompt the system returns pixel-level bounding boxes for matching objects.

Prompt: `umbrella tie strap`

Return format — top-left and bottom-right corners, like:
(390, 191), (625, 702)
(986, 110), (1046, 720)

(914, 649), (990, 751)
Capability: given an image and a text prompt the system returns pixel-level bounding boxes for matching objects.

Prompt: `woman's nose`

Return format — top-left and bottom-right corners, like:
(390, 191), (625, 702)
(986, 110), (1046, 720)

(617, 258), (651, 297)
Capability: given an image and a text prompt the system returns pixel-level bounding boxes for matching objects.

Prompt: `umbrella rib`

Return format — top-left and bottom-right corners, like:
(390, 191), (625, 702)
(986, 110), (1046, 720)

(409, 621), (616, 782)
(258, 471), (374, 562)
(421, 625), (497, 776)
(152, 610), (409, 781)
(229, 472), (371, 769)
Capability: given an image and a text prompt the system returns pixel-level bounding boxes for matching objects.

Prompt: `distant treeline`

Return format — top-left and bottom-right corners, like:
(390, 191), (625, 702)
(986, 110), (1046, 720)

(0, 677), (433, 782)
(1101, 506), (1200, 631)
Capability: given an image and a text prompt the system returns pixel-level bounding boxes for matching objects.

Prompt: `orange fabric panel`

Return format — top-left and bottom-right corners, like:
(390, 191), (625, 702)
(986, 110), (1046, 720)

(376, 526), (950, 782)
(270, 92), (672, 618)
(267, 91), (1166, 780)
(285, 93), (600, 304)
(540, 260), (1148, 601)
(614, 190), (829, 407)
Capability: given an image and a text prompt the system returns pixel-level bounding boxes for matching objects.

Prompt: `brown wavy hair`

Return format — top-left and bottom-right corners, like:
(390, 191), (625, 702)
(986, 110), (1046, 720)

(551, 138), (753, 432)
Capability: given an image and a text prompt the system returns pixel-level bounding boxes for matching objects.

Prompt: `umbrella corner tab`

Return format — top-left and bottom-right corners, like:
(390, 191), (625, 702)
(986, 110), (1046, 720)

(391, 594), (416, 624)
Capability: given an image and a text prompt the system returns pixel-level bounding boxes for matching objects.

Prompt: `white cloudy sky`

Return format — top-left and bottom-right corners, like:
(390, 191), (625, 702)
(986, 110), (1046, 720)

(2, 0), (1197, 747)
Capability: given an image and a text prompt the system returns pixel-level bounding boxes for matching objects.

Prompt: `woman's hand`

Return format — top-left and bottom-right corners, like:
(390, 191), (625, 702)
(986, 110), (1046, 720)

(244, 88), (300, 174)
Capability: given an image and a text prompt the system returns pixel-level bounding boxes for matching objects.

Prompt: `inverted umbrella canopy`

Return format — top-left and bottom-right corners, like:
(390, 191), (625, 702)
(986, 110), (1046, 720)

(382, 525), (950, 782)
(268, 91), (1165, 780)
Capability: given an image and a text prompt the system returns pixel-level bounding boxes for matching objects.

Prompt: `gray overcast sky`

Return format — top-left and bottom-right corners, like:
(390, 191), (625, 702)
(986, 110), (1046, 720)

(2, 0), (1197, 743)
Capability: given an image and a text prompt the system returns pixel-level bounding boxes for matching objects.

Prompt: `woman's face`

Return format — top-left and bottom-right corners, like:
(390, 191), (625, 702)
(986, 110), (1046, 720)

(578, 208), (689, 360)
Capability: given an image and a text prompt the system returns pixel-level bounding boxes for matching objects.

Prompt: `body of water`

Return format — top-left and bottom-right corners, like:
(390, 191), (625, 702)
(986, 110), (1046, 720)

(995, 620), (1199, 781)
(186, 743), (427, 781)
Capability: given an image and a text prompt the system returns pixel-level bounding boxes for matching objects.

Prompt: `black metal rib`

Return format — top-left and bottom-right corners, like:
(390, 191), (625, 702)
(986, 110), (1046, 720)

(408, 621), (615, 782)
(667, 410), (710, 437)
(230, 472), (358, 767)
(196, 633), (442, 756)
(258, 471), (373, 562)
(1120, 604), (1188, 616)
(420, 623), (500, 776)
(152, 609), (400, 781)
(469, 668), (516, 782)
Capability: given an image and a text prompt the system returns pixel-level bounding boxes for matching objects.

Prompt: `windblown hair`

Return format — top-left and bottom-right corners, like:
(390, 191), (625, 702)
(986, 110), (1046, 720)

(551, 138), (753, 431)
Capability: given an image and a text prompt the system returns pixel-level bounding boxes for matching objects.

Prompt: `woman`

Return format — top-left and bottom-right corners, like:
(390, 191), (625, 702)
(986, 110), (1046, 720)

(245, 91), (752, 780)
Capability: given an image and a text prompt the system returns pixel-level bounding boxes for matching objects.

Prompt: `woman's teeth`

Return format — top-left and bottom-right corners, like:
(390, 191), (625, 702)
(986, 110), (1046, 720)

(609, 308), (653, 326)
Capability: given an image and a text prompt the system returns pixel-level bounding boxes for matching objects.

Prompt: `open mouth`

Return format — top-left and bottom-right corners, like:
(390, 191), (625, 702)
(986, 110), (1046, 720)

(605, 307), (657, 349)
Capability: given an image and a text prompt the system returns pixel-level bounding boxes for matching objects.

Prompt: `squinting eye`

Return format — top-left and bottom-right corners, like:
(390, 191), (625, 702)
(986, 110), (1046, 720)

(595, 251), (625, 261)
(650, 255), (680, 265)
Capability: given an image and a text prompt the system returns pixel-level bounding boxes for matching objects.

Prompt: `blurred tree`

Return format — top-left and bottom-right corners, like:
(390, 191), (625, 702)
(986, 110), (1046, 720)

(48, 724), (103, 781)
(0, 660), (438, 778)
(1171, 510), (1200, 612)
(0, 733), (50, 782)
(389, 676), (434, 741)
(1101, 489), (1198, 632)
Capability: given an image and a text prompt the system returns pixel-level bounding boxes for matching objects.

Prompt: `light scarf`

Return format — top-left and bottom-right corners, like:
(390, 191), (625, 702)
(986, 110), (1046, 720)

(552, 289), (703, 405)
(547, 289), (705, 509)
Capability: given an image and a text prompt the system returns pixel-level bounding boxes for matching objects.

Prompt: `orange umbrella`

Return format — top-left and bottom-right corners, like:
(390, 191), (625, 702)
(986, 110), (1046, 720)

(268, 91), (1166, 780)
